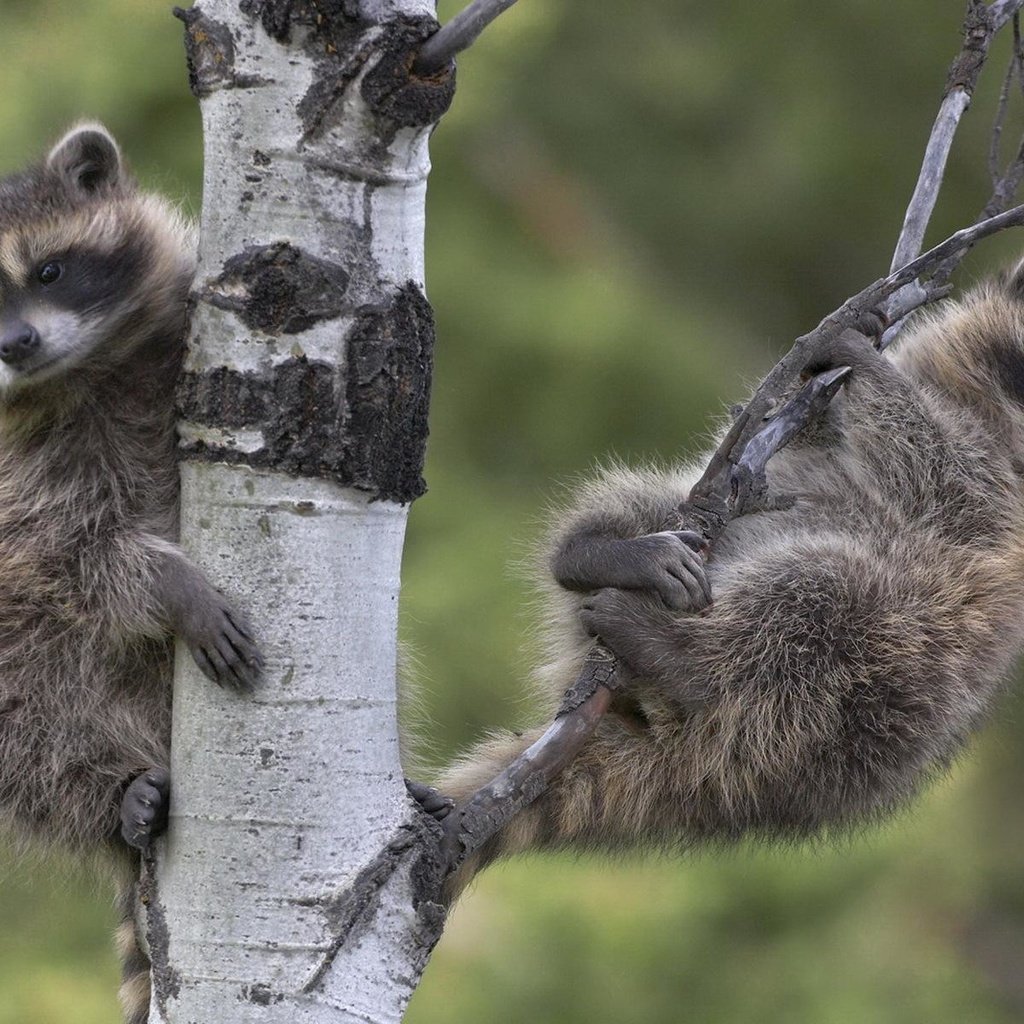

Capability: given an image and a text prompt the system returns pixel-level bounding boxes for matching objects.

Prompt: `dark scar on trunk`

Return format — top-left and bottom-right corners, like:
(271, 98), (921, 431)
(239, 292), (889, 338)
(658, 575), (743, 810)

(178, 282), (434, 505)
(200, 242), (351, 335)
(174, 8), (273, 96)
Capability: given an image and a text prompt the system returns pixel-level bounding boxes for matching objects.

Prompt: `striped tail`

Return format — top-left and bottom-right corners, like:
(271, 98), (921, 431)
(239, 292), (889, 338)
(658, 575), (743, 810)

(114, 870), (152, 1024)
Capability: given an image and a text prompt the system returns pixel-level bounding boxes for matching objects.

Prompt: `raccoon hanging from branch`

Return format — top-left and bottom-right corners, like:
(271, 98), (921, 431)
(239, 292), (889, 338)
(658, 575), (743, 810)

(419, 270), (1024, 899)
(0, 124), (262, 1024)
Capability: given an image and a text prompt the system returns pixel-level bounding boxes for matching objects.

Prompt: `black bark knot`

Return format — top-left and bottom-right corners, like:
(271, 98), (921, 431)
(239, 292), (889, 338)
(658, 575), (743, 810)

(345, 282), (435, 502)
(174, 7), (239, 97)
(204, 242), (350, 335)
(240, 0), (366, 45)
(361, 19), (456, 129)
(241, 983), (285, 1005)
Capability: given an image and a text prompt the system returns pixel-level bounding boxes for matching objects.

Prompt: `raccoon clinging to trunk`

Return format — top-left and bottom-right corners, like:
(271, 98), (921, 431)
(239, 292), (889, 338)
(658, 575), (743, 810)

(424, 270), (1024, 900)
(0, 124), (262, 1023)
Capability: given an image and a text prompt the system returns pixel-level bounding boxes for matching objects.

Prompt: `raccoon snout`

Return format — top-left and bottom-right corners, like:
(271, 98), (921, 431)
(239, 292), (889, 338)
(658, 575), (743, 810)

(0, 322), (40, 366)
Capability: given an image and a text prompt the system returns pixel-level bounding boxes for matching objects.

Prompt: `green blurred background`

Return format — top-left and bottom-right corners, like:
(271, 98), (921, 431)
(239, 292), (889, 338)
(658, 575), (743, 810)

(2, 1), (1024, 1021)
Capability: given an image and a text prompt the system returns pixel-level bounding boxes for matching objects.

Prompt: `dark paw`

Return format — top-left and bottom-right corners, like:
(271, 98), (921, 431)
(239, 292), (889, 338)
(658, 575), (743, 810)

(182, 594), (264, 692)
(405, 778), (455, 822)
(611, 531), (711, 611)
(121, 768), (170, 850)
(580, 587), (675, 678)
(803, 328), (881, 376)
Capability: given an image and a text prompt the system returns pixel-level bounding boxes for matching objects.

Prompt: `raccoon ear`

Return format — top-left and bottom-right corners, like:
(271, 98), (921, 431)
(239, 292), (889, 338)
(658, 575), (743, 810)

(46, 123), (124, 195)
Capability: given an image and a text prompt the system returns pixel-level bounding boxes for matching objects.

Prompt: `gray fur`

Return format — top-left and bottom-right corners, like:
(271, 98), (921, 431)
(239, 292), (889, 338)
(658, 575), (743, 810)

(0, 125), (257, 1024)
(440, 276), (1024, 895)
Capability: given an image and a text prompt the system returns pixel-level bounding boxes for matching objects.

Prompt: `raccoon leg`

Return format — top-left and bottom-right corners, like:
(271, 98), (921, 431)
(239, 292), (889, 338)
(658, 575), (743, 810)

(120, 768), (170, 850)
(114, 771), (169, 1019)
(146, 540), (264, 691)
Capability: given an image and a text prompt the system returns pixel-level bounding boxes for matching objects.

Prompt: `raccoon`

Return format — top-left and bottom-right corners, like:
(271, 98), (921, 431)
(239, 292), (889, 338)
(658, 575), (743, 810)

(0, 124), (261, 1024)
(428, 272), (1024, 898)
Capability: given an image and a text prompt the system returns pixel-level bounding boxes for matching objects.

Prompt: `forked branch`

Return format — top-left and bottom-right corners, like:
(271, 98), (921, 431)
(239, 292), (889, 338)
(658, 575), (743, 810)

(885, 2), (1024, 345)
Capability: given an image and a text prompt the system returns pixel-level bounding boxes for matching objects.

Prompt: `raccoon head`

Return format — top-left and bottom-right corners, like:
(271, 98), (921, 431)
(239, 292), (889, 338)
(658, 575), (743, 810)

(0, 123), (195, 402)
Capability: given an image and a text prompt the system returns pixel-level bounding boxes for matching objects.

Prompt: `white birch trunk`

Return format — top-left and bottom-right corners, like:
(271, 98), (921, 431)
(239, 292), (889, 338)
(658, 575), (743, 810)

(144, 2), (452, 1020)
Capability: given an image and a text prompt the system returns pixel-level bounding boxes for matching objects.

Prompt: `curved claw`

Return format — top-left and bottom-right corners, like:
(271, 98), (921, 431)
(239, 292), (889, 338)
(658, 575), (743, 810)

(183, 600), (264, 693)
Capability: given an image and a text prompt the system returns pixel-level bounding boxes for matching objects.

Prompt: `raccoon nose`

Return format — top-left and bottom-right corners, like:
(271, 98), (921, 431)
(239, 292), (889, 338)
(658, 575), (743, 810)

(0, 323), (40, 366)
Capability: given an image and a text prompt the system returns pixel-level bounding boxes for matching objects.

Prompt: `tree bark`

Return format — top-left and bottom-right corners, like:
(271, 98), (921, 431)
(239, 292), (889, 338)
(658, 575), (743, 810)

(145, 2), (453, 1020)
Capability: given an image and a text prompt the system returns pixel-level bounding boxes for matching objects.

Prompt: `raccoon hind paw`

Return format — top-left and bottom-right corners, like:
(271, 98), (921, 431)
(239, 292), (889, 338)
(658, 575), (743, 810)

(120, 768), (170, 850)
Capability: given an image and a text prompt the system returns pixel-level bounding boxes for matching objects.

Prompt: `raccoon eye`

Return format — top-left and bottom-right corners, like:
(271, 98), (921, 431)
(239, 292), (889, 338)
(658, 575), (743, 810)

(37, 261), (63, 285)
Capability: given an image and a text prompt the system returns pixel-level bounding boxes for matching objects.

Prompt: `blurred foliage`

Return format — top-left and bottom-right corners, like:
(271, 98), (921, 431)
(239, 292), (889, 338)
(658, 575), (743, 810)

(1, 0), (1024, 1021)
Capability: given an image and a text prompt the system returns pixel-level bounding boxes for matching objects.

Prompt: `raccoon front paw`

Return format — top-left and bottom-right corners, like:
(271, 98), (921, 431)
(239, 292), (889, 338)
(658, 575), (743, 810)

(573, 532), (708, 610)
(554, 528), (711, 611)
(405, 778), (455, 822)
(121, 769), (170, 850)
(580, 587), (679, 679)
(622, 532), (712, 610)
(181, 594), (264, 692)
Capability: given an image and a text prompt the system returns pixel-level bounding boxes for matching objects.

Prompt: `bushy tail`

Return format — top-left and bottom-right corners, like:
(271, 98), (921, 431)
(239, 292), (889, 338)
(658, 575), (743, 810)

(114, 869), (151, 1024)
(438, 713), (676, 900)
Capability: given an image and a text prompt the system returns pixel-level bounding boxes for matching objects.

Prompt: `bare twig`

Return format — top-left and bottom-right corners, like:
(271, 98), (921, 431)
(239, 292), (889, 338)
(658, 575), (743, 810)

(987, 38), (1016, 183)
(897, 0), (1024, 263)
(413, 0), (521, 76)
(892, 91), (972, 275)
(897, 12), (1024, 315)
(993, 0), (1024, 29)
(987, 15), (1024, 214)
(884, 0), (1024, 345)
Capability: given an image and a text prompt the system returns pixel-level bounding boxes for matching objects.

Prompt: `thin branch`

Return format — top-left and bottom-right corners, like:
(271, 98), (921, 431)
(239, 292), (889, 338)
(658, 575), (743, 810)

(979, 15), (1024, 219)
(920, 119), (1024, 293)
(883, 0), (1024, 344)
(983, 135), (1024, 219)
(987, 37), (1016, 184)
(413, 0), (521, 76)
(892, 90), (972, 275)
(1015, 12), (1024, 98)
(992, 0), (1024, 29)
(883, 6), (1024, 347)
